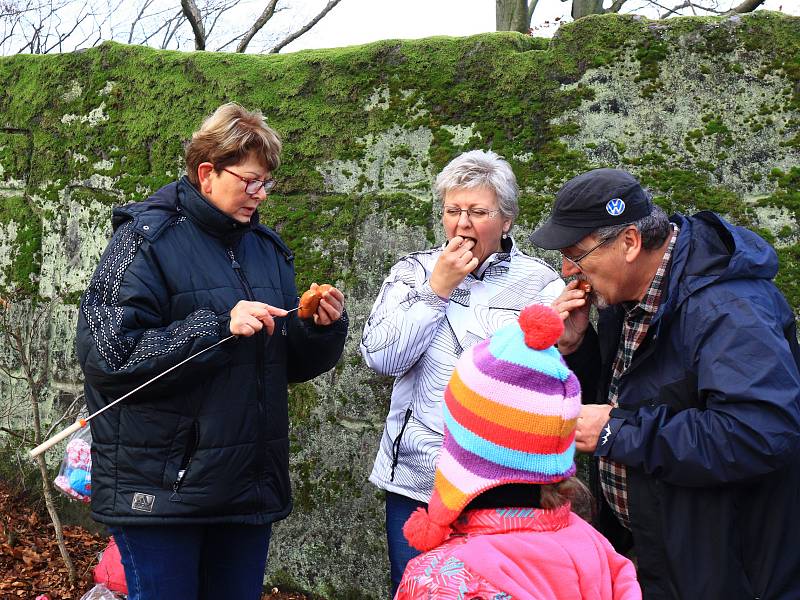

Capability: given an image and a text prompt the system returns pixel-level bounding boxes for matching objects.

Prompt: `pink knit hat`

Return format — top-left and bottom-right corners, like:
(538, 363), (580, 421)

(403, 304), (581, 551)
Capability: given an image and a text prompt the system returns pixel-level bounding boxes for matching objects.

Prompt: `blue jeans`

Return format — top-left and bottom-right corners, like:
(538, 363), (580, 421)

(110, 523), (272, 600)
(386, 491), (425, 598)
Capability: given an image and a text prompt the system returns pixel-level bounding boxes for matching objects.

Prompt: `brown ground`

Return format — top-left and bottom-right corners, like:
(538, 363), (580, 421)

(0, 481), (308, 600)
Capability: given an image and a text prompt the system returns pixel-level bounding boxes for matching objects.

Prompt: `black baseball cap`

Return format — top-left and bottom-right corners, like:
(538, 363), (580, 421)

(530, 168), (653, 250)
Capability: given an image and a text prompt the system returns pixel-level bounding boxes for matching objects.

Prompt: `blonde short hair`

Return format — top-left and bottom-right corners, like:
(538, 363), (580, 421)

(185, 102), (282, 186)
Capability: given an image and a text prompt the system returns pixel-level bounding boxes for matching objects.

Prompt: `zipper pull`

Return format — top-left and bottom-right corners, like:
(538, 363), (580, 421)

(170, 469), (187, 502)
(227, 248), (240, 270)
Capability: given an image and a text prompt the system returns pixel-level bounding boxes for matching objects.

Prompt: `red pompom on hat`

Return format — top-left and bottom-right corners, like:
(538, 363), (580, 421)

(403, 507), (451, 552)
(518, 303), (564, 350)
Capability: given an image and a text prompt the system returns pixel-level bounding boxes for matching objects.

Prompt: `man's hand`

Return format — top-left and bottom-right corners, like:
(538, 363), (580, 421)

(575, 404), (613, 453)
(230, 300), (288, 336)
(429, 236), (478, 299)
(551, 279), (591, 355)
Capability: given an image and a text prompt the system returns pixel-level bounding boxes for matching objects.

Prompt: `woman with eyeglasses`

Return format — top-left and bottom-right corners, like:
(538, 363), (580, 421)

(360, 149), (566, 595)
(76, 102), (348, 599)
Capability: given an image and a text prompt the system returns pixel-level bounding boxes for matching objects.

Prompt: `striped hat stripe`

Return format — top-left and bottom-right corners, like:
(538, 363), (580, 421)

(443, 401), (577, 475)
(472, 339), (572, 391)
(442, 429), (577, 483)
(457, 345), (580, 417)
(432, 466), (470, 512)
(446, 385), (576, 453)
(447, 370), (579, 435)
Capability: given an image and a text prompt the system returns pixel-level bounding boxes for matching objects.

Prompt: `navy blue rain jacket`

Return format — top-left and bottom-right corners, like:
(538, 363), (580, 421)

(590, 212), (800, 599)
(76, 178), (347, 525)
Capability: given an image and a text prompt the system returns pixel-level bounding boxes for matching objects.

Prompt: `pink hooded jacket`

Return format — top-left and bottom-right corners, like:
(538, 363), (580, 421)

(396, 504), (641, 600)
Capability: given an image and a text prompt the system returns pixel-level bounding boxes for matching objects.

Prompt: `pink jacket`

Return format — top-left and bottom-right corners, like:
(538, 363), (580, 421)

(396, 504), (641, 600)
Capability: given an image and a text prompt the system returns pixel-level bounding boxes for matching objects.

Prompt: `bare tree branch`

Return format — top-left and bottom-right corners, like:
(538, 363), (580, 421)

(160, 9), (186, 49)
(527, 0), (539, 27)
(270, 0), (343, 54)
(236, 0), (278, 53)
(181, 0), (205, 50)
(0, 426), (29, 441)
(127, 0), (155, 44)
(725, 0), (766, 13)
(608, 0), (629, 13)
(204, 0), (238, 39)
(44, 393), (83, 439)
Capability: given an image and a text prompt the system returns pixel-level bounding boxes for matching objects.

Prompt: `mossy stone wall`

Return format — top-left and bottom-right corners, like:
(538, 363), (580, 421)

(0, 12), (798, 597)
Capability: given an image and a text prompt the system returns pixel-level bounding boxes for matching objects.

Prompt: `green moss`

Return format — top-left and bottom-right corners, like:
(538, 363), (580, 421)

(639, 168), (754, 224)
(292, 461), (360, 513)
(776, 244), (800, 318)
(288, 382), (320, 425)
(0, 194), (42, 298)
(0, 131), (32, 180)
(759, 167), (800, 222)
(259, 192), (361, 289)
(634, 37), (669, 98)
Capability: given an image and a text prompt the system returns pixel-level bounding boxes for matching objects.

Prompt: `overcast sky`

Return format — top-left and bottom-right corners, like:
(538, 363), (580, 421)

(280, 0), (798, 53)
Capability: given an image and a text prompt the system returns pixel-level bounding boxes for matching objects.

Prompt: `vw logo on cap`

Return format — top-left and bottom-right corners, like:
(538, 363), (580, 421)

(606, 198), (625, 216)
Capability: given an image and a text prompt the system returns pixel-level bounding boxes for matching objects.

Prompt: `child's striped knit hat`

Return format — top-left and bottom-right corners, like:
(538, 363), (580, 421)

(403, 304), (581, 552)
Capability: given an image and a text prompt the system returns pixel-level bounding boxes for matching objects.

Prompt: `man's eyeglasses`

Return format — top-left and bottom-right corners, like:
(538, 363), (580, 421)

(561, 236), (613, 269)
(222, 167), (277, 195)
(443, 206), (500, 222)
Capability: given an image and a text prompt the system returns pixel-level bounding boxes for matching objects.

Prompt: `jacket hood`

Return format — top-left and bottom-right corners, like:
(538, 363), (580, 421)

(110, 179), (293, 259)
(111, 177), (254, 243)
(660, 211), (778, 319)
(112, 181), (180, 234)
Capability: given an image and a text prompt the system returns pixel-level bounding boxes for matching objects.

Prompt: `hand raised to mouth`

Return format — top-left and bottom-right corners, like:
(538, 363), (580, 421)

(429, 236), (479, 299)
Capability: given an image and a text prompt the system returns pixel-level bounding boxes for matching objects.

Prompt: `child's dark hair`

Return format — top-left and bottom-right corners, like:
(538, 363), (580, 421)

(466, 477), (594, 522)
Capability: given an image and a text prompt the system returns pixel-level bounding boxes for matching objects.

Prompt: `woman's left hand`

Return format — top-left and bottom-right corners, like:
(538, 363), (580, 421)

(313, 284), (345, 326)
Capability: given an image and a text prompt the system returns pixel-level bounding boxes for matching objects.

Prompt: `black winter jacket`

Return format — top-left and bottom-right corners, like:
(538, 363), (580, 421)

(584, 212), (800, 599)
(76, 178), (348, 526)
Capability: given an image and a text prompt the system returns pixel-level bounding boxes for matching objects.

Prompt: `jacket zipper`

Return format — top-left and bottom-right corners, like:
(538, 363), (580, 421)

(171, 419), (199, 501)
(390, 408), (413, 482)
(227, 247), (267, 485)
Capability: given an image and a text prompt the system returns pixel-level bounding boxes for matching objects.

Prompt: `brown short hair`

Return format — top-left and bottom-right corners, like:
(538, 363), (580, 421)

(541, 476), (594, 522)
(185, 102), (282, 186)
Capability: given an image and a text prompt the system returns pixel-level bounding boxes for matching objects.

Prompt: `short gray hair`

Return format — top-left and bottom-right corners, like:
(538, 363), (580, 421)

(594, 203), (671, 250)
(434, 150), (519, 228)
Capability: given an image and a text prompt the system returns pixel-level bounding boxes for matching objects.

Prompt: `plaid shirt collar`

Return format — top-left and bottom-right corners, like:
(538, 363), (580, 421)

(622, 223), (679, 320)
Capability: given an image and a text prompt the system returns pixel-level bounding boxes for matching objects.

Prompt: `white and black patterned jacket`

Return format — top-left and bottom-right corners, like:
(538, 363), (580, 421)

(76, 177), (347, 525)
(361, 239), (563, 502)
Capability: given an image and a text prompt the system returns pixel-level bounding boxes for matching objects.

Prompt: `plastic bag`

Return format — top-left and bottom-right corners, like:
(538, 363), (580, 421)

(79, 584), (121, 600)
(93, 536), (128, 594)
(53, 415), (92, 503)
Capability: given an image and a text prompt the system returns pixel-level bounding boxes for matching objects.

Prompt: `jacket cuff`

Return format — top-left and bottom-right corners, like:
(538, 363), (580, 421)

(217, 314), (232, 338)
(594, 416), (625, 457)
(419, 281), (449, 307)
(300, 308), (349, 333)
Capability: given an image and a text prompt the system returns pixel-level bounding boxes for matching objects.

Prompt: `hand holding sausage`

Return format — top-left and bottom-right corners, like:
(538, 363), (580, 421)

(298, 283), (345, 326)
(551, 279), (592, 355)
(230, 300), (288, 337)
(429, 236), (478, 299)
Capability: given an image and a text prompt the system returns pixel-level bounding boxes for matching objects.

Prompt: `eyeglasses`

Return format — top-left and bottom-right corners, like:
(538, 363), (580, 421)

(222, 167), (277, 195)
(561, 236), (613, 269)
(443, 206), (501, 222)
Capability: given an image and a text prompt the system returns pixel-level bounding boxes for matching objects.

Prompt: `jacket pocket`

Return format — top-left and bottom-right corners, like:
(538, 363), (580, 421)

(649, 372), (700, 414)
(162, 419), (199, 499)
(390, 408), (413, 482)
